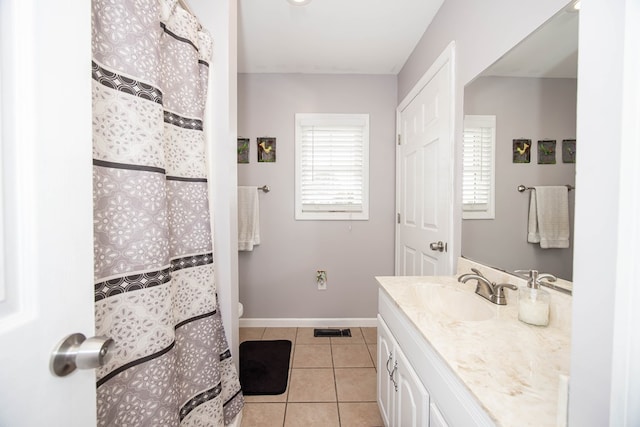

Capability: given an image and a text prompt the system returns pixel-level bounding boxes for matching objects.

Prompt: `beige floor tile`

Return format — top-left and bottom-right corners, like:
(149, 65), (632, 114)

(241, 402), (286, 427)
(288, 368), (336, 402)
(361, 327), (377, 344)
(330, 327), (364, 345)
(334, 368), (377, 402)
(367, 344), (377, 369)
(262, 327), (298, 343)
(240, 327), (265, 343)
(338, 402), (384, 426)
(284, 402), (340, 427)
(296, 328), (331, 345)
(332, 344), (374, 368)
(293, 344), (332, 368)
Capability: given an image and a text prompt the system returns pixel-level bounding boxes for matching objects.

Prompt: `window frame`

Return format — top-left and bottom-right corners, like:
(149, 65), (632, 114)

(462, 114), (496, 220)
(294, 113), (370, 221)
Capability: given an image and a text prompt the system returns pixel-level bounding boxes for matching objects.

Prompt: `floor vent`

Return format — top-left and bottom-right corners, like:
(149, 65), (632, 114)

(313, 328), (352, 337)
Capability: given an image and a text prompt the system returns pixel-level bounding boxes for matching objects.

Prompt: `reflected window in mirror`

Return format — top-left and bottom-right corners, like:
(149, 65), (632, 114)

(462, 115), (496, 219)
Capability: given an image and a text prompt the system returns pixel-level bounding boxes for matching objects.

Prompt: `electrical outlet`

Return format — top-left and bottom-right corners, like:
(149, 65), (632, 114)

(316, 270), (327, 290)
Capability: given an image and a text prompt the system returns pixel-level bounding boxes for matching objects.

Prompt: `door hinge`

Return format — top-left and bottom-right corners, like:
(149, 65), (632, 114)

(397, 213), (401, 224)
(397, 134), (401, 145)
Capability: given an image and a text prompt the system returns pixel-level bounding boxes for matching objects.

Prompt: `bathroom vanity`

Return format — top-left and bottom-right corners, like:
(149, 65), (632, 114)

(376, 259), (572, 427)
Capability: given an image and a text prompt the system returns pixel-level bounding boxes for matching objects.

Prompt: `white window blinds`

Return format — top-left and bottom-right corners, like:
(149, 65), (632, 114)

(295, 113), (369, 220)
(462, 115), (496, 219)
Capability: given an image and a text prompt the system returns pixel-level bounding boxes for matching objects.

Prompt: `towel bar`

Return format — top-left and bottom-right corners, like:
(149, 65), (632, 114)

(258, 185), (270, 193)
(518, 184), (574, 193)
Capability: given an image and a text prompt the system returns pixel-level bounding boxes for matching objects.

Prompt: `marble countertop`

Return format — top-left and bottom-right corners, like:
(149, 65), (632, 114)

(376, 273), (571, 427)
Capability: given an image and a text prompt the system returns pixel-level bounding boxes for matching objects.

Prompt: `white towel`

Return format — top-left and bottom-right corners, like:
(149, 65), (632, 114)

(238, 186), (260, 251)
(527, 186), (570, 248)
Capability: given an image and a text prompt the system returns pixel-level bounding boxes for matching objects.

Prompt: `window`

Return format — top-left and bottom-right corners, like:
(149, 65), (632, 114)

(295, 113), (369, 220)
(462, 115), (496, 219)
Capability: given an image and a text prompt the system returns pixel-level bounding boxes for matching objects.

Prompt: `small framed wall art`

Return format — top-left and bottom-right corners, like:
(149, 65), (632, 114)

(257, 137), (276, 163)
(237, 138), (249, 164)
(538, 139), (556, 164)
(513, 139), (531, 163)
(562, 139), (576, 163)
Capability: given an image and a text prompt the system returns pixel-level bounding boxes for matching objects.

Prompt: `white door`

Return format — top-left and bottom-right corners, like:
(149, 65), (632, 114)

(0, 1), (96, 426)
(396, 44), (455, 276)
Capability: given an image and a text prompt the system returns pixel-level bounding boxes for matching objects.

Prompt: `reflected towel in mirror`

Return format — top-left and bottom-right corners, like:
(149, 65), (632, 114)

(527, 186), (570, 248)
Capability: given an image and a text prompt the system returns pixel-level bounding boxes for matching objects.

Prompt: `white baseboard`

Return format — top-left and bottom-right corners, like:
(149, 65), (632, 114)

(239, 317), (377, 328)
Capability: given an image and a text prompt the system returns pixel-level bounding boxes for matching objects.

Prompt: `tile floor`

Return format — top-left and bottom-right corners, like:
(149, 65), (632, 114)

(239, 327), (383, 427)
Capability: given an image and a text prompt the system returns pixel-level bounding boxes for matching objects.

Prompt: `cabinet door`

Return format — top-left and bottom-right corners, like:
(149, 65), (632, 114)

(395, 347), (430, 427)
(430, 402), (450, 427)
(377, 316), (395, 427)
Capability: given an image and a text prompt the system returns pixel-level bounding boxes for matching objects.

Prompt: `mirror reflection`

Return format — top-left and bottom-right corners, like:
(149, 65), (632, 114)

(461, 6), (579, 281)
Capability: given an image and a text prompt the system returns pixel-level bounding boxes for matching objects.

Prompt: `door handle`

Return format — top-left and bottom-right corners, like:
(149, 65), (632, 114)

(50, 333), (114, 377)
(390, 361), (398, 392)
(429, 241), (446, 252)
(385, 351), (393, 376)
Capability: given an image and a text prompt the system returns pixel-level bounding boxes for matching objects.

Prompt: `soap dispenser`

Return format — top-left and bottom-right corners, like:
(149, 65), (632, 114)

(515, 270), (557, 326)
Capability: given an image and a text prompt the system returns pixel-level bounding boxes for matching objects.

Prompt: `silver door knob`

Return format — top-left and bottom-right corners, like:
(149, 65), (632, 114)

(50, 333), (114, 377)
(429, 241), (446, 252)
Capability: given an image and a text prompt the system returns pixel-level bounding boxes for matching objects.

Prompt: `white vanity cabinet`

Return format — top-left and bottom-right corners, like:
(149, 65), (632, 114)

(377, 316), (395, 426)
(377, 316), (430, 427)
(429, 402), (450, 427)
(377, 288), (495, 427)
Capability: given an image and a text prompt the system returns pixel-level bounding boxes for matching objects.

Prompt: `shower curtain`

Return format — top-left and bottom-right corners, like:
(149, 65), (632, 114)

(91, 0), (243, 425)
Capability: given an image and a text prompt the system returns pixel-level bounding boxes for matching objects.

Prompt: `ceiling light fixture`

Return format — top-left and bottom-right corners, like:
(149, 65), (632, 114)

(287, 0), (312, 6)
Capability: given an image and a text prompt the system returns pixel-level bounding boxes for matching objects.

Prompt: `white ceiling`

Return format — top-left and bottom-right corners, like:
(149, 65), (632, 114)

(237, 0), (445, 74)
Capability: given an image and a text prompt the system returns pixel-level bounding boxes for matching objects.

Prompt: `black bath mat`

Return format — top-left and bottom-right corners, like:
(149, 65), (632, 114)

(239, 340), (292, 395)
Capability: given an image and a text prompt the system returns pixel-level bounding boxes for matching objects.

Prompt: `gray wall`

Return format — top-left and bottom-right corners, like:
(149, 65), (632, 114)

(398, 0), (569, 102)
(237, 73), (397, 319)
(462, 76), (577, 279)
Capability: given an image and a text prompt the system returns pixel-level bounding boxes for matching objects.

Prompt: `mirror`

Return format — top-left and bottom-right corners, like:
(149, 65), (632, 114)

(461, 5), (579, 281)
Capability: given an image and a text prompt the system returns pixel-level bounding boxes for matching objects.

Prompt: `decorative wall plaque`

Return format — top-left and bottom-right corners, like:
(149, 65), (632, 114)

(538, 140), (556, 164)
(257, 137), (276, 163)
(513, 139), (531, 163)
(237, 138), (249, 163)
(562, 139), (576, 163)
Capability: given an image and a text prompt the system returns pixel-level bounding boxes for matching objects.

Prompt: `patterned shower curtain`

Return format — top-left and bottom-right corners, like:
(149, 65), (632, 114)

(91, 0), (244, 425)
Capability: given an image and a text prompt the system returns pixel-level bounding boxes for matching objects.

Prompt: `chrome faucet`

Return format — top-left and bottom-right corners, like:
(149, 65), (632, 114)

(457, 268), (517, 305)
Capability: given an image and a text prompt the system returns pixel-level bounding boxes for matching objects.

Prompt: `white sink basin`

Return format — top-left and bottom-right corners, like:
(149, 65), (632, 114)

(416, 285), (495, 321)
